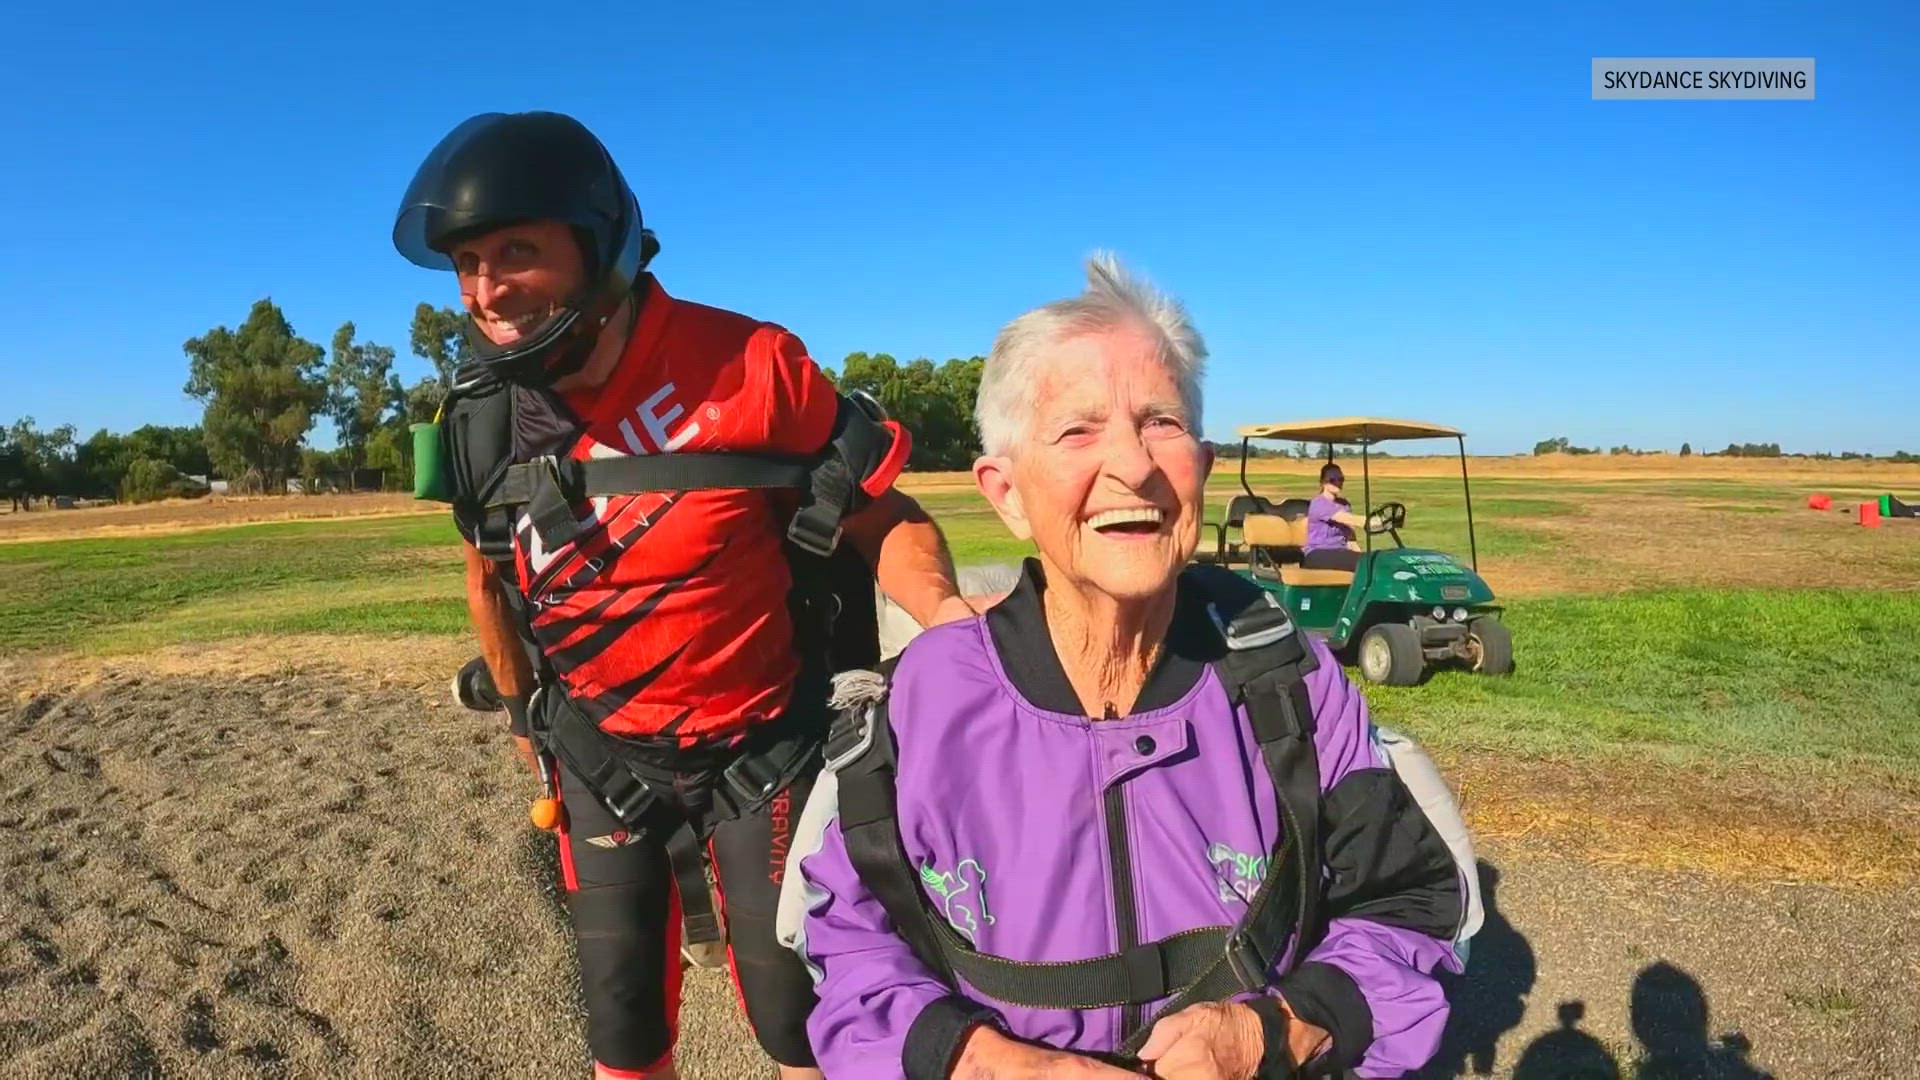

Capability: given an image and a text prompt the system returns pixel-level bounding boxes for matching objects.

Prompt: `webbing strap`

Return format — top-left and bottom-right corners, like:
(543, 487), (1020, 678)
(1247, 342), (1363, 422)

(540, 686), (823, 950)
(831, 579), (1327, 1062)
(487, 452), (811, 510)
(542, 693), (661, 829)
(667, 822), (723, 946)
(834, 696), (1302, 1014)
(1114, 653), (1322, 1060)
(835, 700), (957, 987)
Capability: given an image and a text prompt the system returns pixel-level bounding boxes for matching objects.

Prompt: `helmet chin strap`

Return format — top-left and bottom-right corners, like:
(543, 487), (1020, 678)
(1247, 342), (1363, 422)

(461, 274), (647, 390)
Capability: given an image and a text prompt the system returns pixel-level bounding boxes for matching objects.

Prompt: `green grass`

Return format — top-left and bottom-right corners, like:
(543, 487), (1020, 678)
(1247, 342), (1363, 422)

(5, 494), (1913, 778)
(1363, 588), (1920, 775)
(0, 514), (467, 654)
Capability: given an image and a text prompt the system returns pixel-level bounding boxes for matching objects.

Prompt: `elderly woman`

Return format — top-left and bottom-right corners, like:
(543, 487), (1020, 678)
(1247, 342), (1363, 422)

(779, 256), (1469, 1079)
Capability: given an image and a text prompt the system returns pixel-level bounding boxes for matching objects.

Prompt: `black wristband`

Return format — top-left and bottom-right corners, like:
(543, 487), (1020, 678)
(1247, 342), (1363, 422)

(504, 694), (530, 738)
(902, 994), (999, 1080)
(1245, 995), (1294, 1079)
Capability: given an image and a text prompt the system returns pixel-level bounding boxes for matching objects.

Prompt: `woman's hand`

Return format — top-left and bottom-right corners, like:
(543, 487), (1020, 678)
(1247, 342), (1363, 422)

(1135, 1002), (1264, 1079)
(1136, 998), (1332, 1079)
(952, 1024), (1146, 1077)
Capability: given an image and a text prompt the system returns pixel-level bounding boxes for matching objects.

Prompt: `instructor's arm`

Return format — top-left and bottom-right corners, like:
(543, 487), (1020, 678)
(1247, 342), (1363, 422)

(843, 490), (977, 629)
(462, 540), (539, 775)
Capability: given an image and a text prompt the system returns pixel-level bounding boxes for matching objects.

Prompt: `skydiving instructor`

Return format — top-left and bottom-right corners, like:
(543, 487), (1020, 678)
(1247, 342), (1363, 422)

(392, 110), (978, 1079)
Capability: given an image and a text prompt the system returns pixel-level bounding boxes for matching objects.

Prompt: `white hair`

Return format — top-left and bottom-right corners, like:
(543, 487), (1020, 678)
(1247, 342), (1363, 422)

(974, 252), (1207, 458)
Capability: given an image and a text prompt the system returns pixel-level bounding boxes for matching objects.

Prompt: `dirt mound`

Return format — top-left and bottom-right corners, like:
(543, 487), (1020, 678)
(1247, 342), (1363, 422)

(0, 664), (762, 1078)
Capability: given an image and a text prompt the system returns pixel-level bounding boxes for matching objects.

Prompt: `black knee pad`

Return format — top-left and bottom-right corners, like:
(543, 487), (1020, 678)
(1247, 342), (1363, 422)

(567, 881), (676, 1072)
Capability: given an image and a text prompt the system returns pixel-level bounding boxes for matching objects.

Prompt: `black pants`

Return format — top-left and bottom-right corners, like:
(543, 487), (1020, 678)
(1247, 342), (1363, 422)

(555, 739), (820, 1073)
(1302, 547), (1361, 571)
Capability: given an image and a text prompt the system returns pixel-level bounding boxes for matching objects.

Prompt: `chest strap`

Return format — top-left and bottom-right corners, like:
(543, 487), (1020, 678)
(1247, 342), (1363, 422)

(487, 453), (816, 556)
(829, 595), (1322, 1061)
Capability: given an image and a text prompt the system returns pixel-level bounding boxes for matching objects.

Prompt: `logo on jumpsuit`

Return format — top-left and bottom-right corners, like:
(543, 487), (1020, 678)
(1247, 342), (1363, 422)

(585, 830), (643, 849)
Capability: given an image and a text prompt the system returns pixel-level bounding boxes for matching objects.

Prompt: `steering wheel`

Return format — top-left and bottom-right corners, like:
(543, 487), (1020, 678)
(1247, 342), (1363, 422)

(1365, 502), (1408, 546)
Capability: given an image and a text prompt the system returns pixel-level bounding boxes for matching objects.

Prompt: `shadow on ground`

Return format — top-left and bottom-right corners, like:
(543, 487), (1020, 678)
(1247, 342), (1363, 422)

(1413, 861), (1536, 1077)
(1413, 861), (1776, 1078)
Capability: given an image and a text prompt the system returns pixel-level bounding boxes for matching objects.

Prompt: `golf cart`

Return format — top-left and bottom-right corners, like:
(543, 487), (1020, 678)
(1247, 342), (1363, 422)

(1198, 417), (1513, 685)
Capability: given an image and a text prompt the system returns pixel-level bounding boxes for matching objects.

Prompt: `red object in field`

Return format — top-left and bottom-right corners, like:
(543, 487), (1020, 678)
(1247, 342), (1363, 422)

(1807, 493), (1832, 510)
(1858, 501), (1880, 528)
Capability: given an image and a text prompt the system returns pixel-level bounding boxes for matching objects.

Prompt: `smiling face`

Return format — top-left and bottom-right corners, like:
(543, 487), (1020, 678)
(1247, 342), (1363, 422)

(448, 220), (586, 346)
(973, 325), (1213, 603)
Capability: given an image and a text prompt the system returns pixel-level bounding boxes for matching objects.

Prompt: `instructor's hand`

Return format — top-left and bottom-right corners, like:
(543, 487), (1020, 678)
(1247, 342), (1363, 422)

(927, 591), (1009, 627)
(927, 594), (979, 627)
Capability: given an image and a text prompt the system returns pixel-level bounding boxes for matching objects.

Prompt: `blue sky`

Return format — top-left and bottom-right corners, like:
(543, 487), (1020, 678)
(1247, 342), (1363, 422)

(5, 1), (1915, 456)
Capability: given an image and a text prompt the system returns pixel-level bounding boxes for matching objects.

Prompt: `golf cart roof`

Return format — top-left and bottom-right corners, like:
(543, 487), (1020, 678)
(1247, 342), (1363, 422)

(1236, 417), (1463, 444)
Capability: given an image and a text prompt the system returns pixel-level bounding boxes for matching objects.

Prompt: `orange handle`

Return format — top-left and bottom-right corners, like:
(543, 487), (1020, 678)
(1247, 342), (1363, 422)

(530, 796), (561, 831)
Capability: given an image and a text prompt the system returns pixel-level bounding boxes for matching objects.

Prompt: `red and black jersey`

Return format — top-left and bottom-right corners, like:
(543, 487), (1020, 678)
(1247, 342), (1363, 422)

(508, 278), (839, 746)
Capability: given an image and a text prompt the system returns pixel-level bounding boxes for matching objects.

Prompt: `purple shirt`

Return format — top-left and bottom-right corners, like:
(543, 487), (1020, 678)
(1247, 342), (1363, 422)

(1306, 493), (1354, 552)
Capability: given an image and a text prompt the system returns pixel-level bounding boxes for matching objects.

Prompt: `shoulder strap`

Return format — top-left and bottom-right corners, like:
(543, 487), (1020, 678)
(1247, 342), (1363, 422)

(1196, 569), (1327, 975)
(826, 636), (1317, 1035)
(787, 392), (912, 556)
(825, 661), (962, 988)
(440, 379), (519, 562)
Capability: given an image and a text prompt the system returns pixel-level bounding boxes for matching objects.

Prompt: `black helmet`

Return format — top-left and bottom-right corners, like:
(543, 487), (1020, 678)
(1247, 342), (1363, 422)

(392, 111), (659, 387)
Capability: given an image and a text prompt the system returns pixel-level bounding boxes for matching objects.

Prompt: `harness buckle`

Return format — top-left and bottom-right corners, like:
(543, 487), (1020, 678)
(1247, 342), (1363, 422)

(1225, 929), (1270, 993)
(722, 752), (784, 813)
(1212, 595), (1296, 652)
(824, 704), (877, 773)
(590, 766), (659, 828)
(787, 506), (843, 558)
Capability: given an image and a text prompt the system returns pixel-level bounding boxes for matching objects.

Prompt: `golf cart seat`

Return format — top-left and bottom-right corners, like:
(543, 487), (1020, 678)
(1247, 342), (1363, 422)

(1240, 514), (1356, 587)
(1202, 494), (1277, 565)
(1271, 497), (1311, 521)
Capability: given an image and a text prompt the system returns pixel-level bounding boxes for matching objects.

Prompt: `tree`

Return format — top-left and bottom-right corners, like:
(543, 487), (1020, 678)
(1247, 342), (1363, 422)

(182, 299), (327, 494)
(120, 457), (207, 504)
(828, 352), (987, 471)
(76, 428), (131, 499)
(410, 303), (469, 383)
(1679, 442), (1692, 457)
(123, 424), (214, 480)
(326, 322), (402, 477)
(3, 417), (78, 504)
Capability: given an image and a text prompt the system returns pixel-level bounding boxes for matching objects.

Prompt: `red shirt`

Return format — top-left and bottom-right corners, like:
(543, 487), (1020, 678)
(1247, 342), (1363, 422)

(508, 278), (839, 745)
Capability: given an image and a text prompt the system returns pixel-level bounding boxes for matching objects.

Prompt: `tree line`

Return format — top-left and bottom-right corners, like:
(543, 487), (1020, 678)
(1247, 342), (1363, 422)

(4, 299), (1006, 509)
(1532, 436), (1916, 461)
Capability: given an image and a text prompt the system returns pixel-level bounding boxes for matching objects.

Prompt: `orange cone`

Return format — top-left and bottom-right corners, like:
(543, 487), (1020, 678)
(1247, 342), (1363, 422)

(1859, 501), (1880, 528)
(1808, 493), (1832, 510)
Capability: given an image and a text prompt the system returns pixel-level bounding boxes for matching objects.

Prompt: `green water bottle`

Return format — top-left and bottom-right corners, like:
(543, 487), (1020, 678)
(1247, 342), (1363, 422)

(411, 422), (452, 502)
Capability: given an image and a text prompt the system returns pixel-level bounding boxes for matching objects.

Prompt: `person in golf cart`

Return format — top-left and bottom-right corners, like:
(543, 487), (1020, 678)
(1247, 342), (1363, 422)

(780, 255), (1469, 1079)
(393, 110), (982, 1080)
(1304, 462), (1367, 572)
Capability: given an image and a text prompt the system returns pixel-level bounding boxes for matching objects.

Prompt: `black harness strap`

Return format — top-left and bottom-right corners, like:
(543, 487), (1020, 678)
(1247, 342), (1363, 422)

(496, 452), (814, 554)
(443, 379), (885, 953)
(489, 452), (813, 510)
(831, 588), (1324, 1054)
(538, 683), (826, 949)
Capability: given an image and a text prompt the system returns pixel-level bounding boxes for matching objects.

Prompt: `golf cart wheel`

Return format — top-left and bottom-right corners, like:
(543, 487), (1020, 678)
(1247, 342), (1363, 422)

(1358, 624), (1424, 686)
(1466, 617), (1514, 676)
